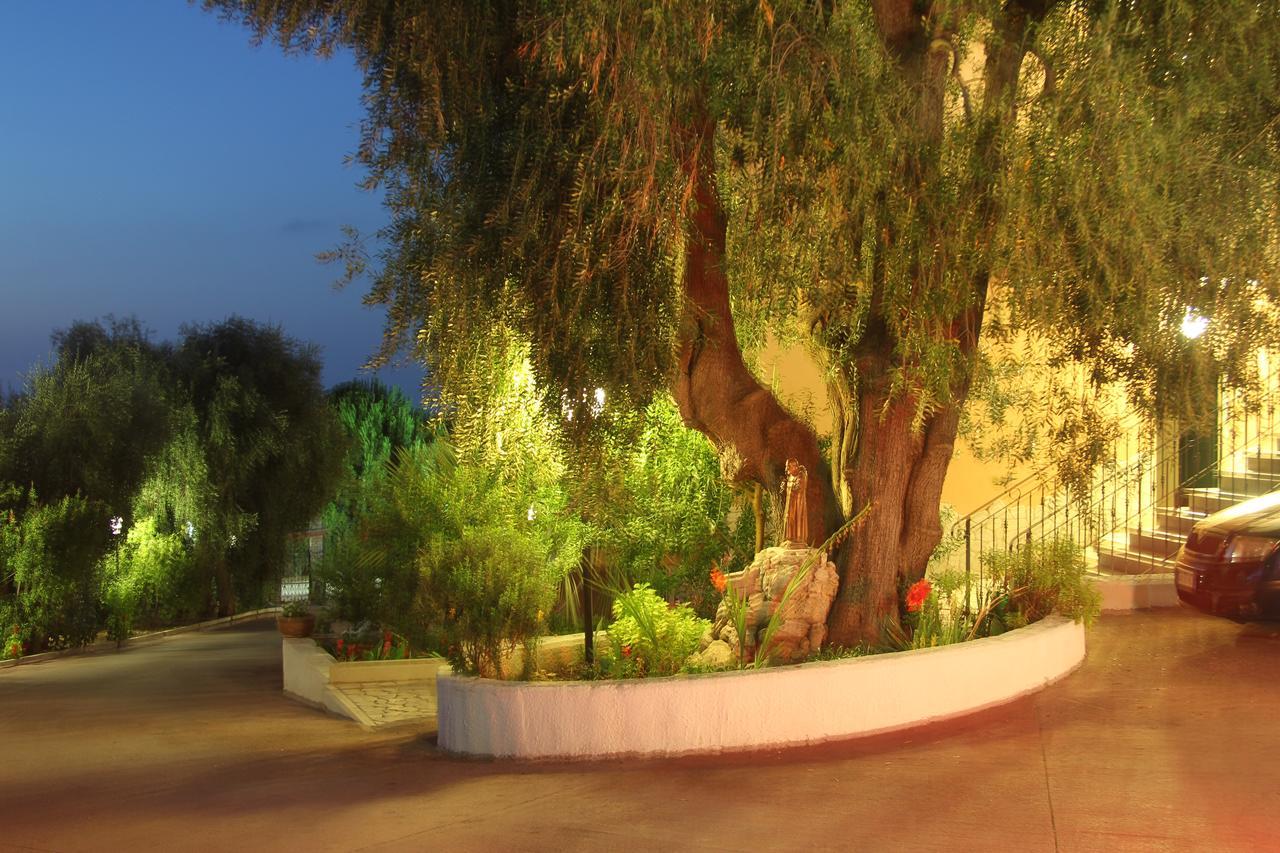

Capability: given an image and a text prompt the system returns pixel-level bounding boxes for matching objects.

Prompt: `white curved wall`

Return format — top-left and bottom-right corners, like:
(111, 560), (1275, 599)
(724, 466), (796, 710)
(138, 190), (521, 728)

(437, 615), (1085, 760)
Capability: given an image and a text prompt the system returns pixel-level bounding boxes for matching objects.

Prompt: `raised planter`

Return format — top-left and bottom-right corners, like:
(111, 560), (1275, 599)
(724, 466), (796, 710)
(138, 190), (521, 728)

(276, 614), (316, 638)
(281, 631), (606, 728)
(330, 655), (452, 685)
(282, 638), (453, 727)
(437, 615), (1086, 760)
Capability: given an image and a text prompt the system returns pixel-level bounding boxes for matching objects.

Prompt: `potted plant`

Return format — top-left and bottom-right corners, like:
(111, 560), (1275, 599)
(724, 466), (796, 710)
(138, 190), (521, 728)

(276, 602), (316, 638)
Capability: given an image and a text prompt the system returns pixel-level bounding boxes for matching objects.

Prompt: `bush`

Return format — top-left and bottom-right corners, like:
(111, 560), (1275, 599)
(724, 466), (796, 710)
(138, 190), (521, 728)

(982, 538), (1102, 628)
(347, 441), (583, 675)
(604, 583), (709, 677)
(0, 494), (110, 650)
(603, 397), (755, 617)
(419, 522), (563, 678)
(101, 518), (200, 640)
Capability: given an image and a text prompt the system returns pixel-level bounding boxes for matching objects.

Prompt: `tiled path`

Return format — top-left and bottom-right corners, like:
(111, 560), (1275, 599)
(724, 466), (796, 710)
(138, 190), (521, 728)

(330, 680), (437, 730)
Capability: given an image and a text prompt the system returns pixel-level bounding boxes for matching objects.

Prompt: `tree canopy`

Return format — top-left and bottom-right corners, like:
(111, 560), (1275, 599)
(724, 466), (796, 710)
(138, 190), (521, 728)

(1, 316), (349, 649)
(174, 317), (348, 614)
(208, 0), (1280, 642)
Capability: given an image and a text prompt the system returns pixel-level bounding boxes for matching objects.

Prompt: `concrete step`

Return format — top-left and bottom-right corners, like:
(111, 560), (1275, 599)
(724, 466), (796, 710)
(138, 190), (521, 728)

(1156, 507), (1207, 536)
(1096, 547), (1176, 576)
(1122, 528), (1186, 559)
(1218, 470), (1280, 496)
(1246, 449), (1280, 475)
(1185, 488), (1254, 515)
(1092, 571), (1179, 612)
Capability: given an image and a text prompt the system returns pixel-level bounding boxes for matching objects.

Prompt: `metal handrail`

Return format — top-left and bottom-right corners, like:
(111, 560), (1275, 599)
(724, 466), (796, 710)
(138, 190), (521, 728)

(956, 408), (1150, 524)
(940, 376), (1280, 600)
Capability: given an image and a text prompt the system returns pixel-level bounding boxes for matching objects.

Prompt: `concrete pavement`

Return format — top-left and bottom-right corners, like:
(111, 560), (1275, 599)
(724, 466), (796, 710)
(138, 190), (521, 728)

(1, 609), (1278, 852)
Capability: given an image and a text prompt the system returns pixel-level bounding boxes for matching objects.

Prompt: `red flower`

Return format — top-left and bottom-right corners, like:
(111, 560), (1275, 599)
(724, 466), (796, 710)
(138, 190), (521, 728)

(621, 645), (632, 657)
(710, 566), (727, 594)
(336, 638), (345, 652)
(906, 579), (932, 613)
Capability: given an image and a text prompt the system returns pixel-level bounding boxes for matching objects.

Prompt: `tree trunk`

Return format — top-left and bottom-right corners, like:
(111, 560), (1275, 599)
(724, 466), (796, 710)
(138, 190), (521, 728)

(826, 380), (965, 646)
(818, 1), (1033, 646)
(213, 556), (235, 618)
(670, 1), (1031, 644)
(672, 111), (835, 547)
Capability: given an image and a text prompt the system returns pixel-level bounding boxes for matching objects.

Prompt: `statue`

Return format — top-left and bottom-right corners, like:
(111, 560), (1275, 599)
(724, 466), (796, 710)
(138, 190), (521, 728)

(781, 458), (809, 546)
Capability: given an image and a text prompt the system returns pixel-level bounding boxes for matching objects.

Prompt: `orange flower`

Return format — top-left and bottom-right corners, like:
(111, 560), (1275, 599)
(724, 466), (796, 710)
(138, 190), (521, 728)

(906, 579), (932, 613)
(710, 566), (727, 594)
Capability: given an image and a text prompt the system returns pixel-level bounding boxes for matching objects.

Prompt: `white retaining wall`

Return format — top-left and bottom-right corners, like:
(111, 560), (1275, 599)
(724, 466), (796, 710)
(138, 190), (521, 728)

(437, 615), (1086, 760)
(282, 638), (336, 708)
(282, 639), (453, 724)
(1092, 572), (1179, 612)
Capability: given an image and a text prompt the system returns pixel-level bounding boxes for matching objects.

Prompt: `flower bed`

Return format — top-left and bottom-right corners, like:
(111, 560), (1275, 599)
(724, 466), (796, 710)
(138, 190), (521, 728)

(281, 631), (604, 722)
(436, 614), (1085, 760)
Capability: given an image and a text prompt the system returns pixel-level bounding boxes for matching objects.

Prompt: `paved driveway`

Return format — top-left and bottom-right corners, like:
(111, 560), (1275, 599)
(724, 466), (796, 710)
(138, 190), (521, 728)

(2, 609), (1277, 852)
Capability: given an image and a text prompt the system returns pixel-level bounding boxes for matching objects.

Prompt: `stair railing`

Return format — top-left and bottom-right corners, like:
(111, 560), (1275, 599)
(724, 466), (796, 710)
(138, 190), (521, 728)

(936, 374), (1280, 609)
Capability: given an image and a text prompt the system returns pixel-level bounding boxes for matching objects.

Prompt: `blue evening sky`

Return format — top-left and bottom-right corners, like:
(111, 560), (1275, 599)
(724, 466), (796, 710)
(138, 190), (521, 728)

(0, 1), (423, 397)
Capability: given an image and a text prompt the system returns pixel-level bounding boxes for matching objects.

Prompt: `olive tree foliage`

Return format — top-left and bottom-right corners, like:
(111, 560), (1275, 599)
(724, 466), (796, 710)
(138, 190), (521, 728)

(0, 319), (179, 647)
(9, 319), (177, 519)
(174, 317), (348, 615)
(207, 0), (1280, 643)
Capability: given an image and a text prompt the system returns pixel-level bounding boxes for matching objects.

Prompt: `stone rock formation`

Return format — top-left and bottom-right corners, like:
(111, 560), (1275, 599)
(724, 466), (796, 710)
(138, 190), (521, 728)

(690, 545), (839, 667)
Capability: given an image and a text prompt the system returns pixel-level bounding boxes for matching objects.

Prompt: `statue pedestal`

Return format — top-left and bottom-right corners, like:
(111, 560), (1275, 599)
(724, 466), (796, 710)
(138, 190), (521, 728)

(696, 545), (839, 666)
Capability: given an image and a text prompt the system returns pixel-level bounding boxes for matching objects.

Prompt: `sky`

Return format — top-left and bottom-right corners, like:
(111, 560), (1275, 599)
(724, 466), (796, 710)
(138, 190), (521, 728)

(0, 1), (423, 397)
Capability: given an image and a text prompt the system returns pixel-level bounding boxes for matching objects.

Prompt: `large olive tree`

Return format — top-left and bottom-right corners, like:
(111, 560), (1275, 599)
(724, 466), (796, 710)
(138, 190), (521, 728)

(206, 0), (1279, 644)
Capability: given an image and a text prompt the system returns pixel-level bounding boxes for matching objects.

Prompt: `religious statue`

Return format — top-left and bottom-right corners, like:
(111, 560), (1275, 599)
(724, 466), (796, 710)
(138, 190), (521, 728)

(781, 458), (809, 546)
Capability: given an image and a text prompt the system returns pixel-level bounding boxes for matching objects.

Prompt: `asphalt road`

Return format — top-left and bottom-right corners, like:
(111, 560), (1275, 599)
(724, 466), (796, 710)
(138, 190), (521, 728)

(1, 608), (1278, 852)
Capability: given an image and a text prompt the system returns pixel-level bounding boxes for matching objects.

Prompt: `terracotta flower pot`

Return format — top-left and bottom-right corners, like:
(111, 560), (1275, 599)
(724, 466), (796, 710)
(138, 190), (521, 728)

(277, 614), (316, 638)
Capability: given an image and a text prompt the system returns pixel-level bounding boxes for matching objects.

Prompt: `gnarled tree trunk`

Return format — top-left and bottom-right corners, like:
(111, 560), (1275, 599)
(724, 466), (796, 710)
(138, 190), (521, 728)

(672, 112), (835, 548)
(825, 367), (967, 645)
(672, 1), (1034, 647)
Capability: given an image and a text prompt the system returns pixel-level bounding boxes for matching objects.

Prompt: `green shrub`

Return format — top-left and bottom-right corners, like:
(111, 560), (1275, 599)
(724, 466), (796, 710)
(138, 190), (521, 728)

(319, 442), (454, 650)
(602, 397), (755, 617)
(605, 583), (709, 677)
(101, 517), (200, 640)
(314, 533), (418, 634)
(420, 523), (564, 678)
(982, 539), (1101, 628)
(351, 441), (582, 675)
(0, 494), (111, 650)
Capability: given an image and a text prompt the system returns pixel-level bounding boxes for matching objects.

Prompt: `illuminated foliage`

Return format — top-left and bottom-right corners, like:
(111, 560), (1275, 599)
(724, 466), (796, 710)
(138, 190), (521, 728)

(322, 378), (432, 546)
(0, 316), (349, 642)
(174, 317), (348, 615)
(210, 0), (1280, 643)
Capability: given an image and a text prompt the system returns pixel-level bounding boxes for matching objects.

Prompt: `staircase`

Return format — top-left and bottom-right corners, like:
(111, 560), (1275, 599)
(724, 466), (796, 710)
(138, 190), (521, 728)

(1096, 445), (1280, 575)
(939, 377), (1280, 614)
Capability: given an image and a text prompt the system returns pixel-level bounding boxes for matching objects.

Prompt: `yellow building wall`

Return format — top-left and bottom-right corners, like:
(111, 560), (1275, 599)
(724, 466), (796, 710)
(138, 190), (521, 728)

(752, 334), (1140, 518)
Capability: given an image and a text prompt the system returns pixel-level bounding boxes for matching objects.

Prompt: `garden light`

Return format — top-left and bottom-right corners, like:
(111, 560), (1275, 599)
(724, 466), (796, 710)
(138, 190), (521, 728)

(1180, 308), (1208, 340)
